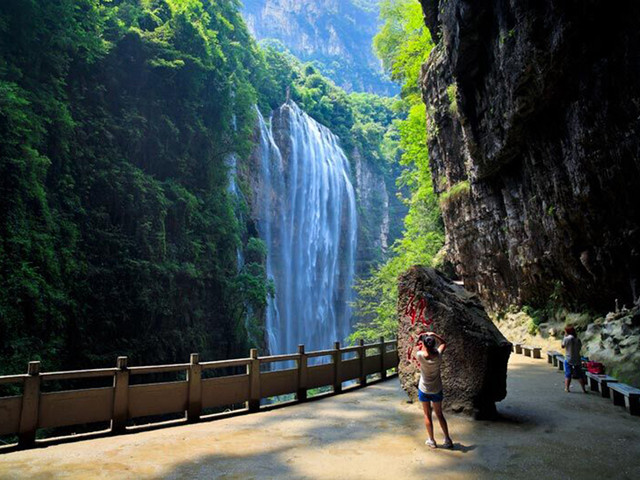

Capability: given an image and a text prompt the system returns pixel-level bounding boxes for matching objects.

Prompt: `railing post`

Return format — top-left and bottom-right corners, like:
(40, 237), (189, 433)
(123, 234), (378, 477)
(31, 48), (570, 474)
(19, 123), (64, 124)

(297, 345), (307, 402)
(187, 353), (202, 422)
(359, 339), (367, 387)
(18, 361), (41, 448)
(112, 356), (129, 434)
(333, 341), (342, 394)
(379, 336), (387, 380)
(248, 348), (261, 412)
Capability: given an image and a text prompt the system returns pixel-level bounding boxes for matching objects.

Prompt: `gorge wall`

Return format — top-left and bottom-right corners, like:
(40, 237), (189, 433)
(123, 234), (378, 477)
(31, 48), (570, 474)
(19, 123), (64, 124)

(419, 0), (640, 312)
(241, 0), (397, 95)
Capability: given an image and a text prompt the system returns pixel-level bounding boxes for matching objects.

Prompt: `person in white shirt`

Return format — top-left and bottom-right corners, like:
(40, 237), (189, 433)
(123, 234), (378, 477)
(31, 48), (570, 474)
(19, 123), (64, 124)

(413, 332), (453, 449)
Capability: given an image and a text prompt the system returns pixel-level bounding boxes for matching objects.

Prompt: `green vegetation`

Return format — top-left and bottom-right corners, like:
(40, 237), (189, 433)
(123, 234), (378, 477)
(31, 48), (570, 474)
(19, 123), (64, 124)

(426, 105), (440, 141)
(439, 180), (470, 206)
(0, 0), (279, 375)
(446, 83), (458, 115)
(499, 27), (517, 45)
(0, 0), (410, 376)
(350, 0), (444, 341)
(522, 306), (544, 334)
(261, 46), (399, 170)
(519, 280), (591, 334)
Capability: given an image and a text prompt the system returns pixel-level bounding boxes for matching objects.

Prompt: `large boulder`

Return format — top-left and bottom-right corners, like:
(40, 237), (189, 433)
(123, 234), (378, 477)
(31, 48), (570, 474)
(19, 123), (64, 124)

(398, 266), (511, 418)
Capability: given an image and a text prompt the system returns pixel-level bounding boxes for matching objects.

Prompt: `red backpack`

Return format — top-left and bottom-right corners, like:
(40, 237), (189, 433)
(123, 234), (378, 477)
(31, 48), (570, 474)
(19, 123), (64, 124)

(585, 361), (605, 374)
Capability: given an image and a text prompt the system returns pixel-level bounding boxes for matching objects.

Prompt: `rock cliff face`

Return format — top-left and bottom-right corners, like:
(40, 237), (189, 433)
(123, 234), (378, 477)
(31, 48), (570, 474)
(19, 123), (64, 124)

(354, 147), (391, 274)
(419, 0), (640, 312)
(242, 0), (397, 95)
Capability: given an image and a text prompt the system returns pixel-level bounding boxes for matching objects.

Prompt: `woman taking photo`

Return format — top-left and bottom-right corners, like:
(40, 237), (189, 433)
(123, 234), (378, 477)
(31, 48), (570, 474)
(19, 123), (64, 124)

(413, 332), (453, 449)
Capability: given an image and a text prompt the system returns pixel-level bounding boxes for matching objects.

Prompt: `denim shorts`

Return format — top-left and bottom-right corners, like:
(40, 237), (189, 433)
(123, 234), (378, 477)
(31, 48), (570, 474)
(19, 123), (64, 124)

(418, 389), (444, 403)
(564, 360), (584, 379)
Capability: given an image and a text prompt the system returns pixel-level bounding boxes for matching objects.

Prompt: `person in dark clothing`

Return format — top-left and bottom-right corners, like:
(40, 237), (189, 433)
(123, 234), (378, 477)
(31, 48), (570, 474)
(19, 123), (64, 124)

(562, 325), (587, 393)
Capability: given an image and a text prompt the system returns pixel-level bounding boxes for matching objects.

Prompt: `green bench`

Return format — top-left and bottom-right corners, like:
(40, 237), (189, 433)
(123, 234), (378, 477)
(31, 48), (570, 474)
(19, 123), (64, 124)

(585, 372), (619, 398)
(608, 383), (640, 416)
(547, 350), (560, 365)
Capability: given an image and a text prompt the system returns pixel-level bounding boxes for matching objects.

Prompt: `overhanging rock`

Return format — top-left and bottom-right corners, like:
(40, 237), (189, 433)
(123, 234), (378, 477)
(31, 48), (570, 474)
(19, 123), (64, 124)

(398, 266), (511, 418)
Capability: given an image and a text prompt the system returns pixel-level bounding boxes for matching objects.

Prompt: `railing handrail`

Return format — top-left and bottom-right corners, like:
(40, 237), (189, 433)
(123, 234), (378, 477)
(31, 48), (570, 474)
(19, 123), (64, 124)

(201, 358), (252, 370)
(0, 339), (397, 379)
(128, 363), (190, 375)
(0, 374), (27, 385)
(41, 368), (119, 381)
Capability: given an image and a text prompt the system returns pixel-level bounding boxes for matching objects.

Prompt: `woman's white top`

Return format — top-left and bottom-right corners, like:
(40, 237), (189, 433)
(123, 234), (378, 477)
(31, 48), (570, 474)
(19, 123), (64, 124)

(415, 350), (443, 394)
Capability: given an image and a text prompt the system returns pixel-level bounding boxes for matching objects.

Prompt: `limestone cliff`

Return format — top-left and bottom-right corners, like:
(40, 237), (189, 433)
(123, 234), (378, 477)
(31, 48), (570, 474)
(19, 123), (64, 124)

(241, 0), (397, 95)
(354, 147), (391, 274)
(419, 0), (640, 312)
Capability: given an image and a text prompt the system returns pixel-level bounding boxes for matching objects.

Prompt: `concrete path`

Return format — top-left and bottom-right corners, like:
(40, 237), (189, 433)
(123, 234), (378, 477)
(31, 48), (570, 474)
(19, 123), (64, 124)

(1, 354), (639, 480)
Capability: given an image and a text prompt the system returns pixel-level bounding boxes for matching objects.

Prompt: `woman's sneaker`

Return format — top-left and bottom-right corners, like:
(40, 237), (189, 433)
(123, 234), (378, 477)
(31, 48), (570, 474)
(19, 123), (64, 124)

(442, 438), (454, 449)
(425, 439), (437, 448)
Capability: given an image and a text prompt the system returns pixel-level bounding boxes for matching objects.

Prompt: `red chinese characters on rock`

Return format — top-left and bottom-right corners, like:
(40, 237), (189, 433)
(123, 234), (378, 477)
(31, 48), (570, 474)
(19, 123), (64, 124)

(403, 293), (434, 363)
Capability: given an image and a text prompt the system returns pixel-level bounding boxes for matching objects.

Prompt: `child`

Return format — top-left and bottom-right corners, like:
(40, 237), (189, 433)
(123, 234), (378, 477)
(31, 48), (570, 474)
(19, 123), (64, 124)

(414, 332), (453, 449)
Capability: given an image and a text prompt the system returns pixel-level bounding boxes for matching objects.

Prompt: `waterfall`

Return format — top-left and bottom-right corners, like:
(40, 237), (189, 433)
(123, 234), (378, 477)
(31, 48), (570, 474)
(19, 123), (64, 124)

(256, 101), (358, 357)
(225, 153), (245, 270)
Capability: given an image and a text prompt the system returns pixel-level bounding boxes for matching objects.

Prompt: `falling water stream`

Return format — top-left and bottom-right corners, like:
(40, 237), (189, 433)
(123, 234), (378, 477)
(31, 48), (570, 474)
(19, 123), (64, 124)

(256, 101), (357, 358)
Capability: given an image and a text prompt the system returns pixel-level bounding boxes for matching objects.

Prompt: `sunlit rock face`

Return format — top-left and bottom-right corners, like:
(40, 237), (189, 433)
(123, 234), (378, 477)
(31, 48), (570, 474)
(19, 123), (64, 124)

(420, 0), (640, 312)
(354, 147), (391, 274)
(397, 266), (511, 418)
(253, 101), (358, 356)
(241, 0), (397, 95)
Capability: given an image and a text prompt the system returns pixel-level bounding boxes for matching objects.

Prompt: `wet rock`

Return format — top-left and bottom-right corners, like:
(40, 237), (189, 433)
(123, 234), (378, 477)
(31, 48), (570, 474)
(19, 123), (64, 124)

(397, 266), (511, 418)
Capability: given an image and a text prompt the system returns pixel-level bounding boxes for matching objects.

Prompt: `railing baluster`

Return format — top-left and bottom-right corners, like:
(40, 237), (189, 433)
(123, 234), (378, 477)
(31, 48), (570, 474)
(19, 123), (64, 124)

(333, 341), (342, 393)
(359, 339), (366, 387)
(187, 353), (202, 422)
(380, 336), (387, 379)
(297, 345), (307, 402)
(248, 348), (260, 412)
(18, 361), (41, 448)
(112, 356), (129, 434)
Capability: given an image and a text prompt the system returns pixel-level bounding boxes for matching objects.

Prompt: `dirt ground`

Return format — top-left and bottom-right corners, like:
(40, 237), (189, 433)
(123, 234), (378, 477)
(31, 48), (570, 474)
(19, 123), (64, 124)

(1, 354), (639, 480)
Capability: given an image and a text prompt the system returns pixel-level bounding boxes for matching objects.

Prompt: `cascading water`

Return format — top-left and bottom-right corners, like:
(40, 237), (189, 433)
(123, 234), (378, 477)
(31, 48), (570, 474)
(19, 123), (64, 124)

(225, 153), (245, 270)
(256, 101), (358, 357)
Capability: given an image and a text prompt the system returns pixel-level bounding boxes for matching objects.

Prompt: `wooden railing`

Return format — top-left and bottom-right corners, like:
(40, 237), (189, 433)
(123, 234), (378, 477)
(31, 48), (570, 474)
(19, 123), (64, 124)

(0, 338), (398, 449)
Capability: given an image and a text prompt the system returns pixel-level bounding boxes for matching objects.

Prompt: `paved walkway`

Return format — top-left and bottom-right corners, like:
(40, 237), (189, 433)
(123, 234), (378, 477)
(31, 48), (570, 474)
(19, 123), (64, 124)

(1, 354), (639, 479)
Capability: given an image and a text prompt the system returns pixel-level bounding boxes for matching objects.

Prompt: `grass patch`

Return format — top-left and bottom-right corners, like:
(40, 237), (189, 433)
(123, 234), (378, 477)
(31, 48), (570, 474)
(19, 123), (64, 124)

(426, 105), (439, 141)
(446, 83), (458, 115)
(439, 180), (470, 206)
